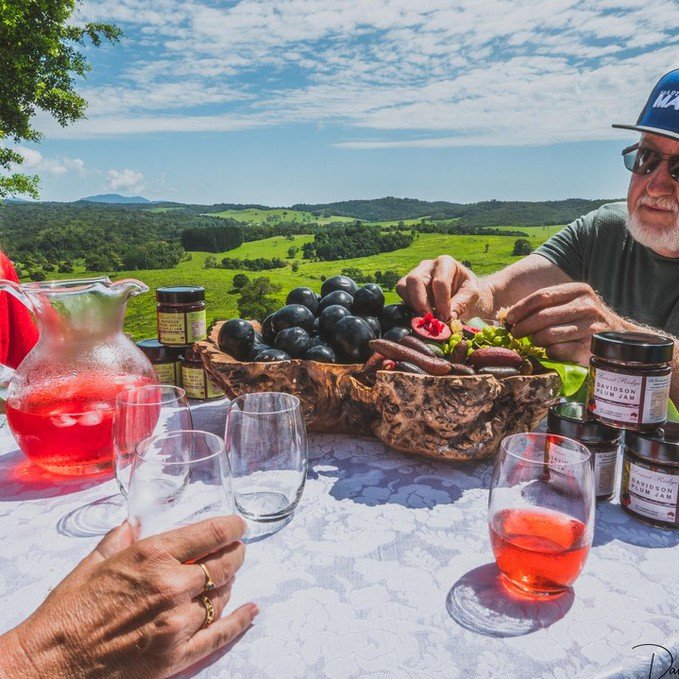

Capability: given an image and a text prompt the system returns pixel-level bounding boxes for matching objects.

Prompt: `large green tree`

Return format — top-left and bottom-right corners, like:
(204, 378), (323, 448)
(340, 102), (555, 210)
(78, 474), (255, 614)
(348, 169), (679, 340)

(0, 1), (120, 198)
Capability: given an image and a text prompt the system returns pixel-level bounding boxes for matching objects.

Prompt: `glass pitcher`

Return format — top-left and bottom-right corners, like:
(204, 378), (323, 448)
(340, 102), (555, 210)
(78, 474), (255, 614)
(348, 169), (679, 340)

(0, 277), (158, 476)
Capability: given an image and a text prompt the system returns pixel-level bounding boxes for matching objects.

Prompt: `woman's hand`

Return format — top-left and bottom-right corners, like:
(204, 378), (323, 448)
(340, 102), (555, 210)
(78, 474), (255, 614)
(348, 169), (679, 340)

(0, 516), (258, 679)
(396, 255), (492, 321)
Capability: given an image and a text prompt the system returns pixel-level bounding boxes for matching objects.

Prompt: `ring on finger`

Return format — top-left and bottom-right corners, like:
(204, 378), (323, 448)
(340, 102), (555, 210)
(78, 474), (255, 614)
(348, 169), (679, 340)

(199, 594), (215, 628)
(198, 562), (216, 591)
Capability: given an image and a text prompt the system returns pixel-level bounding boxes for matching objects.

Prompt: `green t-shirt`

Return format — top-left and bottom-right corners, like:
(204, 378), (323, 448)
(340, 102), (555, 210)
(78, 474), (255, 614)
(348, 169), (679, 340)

(535, 201), (679, 336)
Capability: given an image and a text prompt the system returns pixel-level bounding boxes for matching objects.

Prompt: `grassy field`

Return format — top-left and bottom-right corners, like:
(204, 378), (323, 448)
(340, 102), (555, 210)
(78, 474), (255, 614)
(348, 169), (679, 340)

(39, 227), (559, 340)
(209, 208), (357, 225)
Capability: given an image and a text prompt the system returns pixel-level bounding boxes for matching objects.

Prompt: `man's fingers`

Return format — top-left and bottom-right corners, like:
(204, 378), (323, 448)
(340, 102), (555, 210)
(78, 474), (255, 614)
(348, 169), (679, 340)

(545, 340), (589, 363)
(148, 516), (246, 564)
(449, 280), (479, 321)
(530, 324), (583, 347)
(405, 275), (433, 315)
(430, 257), (456, 319)
(183, 603), (259, 663)
(505, 283), (592, 327)
(510, 303), (586, 339)
(187, 541), (246, 596)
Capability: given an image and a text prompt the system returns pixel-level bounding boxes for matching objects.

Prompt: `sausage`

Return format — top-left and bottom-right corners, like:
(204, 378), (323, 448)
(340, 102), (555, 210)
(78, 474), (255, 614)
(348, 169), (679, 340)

(369, 339), (452, 376)
(399, 335), (438, 357)
(468, 346), (523, 370)
(478, 366), (520, 378)
(448, 340), (469, 364)
(394, 361), (427, 375)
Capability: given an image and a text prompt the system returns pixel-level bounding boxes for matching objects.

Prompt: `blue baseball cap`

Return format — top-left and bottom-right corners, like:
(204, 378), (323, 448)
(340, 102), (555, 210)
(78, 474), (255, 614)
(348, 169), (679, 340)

(613, 68), (679, 142)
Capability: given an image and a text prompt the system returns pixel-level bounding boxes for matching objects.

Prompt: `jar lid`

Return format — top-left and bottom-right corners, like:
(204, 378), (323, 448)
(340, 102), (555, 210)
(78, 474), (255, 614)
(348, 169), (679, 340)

(590, 331), (674, 363)
(179, 347), (202, 363)
(137, 339), (183, 363)
(156, 286), (205, 304)
(548, 402), (620, 443)
(625, 424), (679, 466)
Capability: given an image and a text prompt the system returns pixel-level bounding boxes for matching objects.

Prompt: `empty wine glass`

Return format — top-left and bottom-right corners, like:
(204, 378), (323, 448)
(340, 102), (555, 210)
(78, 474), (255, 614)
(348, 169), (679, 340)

(488, 432), (595, 598)
(113, 384), (192, 496)
(225, 392), (307, 523)
(127, 430), (233, 540)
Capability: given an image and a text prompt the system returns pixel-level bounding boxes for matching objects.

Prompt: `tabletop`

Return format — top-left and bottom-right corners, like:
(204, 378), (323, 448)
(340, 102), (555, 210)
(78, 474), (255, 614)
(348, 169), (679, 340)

(1, 402), (678, 679)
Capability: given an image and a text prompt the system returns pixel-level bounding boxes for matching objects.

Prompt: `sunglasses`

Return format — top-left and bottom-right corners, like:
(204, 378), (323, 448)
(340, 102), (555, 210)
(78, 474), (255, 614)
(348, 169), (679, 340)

(622, 144), (679, 182)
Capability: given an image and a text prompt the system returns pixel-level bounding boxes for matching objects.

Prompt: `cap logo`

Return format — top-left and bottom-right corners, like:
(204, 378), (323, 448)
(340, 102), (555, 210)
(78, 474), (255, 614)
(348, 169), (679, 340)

(653, 90), (679, 111)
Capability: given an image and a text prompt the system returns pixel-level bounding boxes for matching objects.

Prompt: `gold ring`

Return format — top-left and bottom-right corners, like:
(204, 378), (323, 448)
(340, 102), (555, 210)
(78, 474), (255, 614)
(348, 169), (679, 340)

(199, 595), (214, 628)
(198, 563), (216, 591)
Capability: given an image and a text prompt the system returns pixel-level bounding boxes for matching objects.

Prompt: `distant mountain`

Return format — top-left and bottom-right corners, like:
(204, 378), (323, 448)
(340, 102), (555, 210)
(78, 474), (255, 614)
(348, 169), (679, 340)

(79, 193), (151, 204)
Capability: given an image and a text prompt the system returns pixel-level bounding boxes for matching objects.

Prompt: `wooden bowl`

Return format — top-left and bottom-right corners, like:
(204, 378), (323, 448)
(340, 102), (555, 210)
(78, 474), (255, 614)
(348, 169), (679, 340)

(196, 322), (561, 461)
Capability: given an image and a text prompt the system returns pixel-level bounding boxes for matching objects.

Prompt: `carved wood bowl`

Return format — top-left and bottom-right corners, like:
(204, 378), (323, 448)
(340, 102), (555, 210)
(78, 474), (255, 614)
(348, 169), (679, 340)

(196, 322), (561, 462)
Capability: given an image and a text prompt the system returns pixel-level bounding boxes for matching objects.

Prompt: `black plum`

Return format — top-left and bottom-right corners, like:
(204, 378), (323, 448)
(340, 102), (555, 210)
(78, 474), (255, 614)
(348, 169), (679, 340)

(321, 275), (358, 297)
(362, 316), (381, 338)
(275, 327), (312, 357)
(383, 326), (411, 342)
(302, 344), (336, 363)
(330, 316), (375, 363)
(272, 304), (315, 334)
(318, 304), (352, 338)
(248, 342), (272, 360)
(381, 303), (415, 332)
(218, 319), (255, 360)
(318, 290), (353, 313)
(253, 348), (291, 362)
(352, 285), (385, 317)
(286, 287), (320, 315)
(262, 314), (277, 344)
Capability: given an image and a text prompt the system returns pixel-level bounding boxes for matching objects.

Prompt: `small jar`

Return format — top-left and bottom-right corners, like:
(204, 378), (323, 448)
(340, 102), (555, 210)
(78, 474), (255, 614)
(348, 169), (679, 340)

(137, 339), (182, 386)
(179, 348), (225, 400)
(587, 331), (673, 432)
(621, 424), (679, 529)
(156, 287), (207, 347)
(547, 402), (621, 501)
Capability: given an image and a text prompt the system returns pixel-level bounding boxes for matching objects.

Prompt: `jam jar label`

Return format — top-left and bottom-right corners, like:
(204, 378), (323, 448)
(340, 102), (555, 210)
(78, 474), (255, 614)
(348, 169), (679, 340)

(186, 310), (207, 342)
(626, 461), (679, 523)
(181, 366), (224, 399)
(153, 362), (177, 386)
(158, 312), (189, 345)
(545, 441), (579, 482)
(594, 449), (618, 497)
(591, 368), (670, 424)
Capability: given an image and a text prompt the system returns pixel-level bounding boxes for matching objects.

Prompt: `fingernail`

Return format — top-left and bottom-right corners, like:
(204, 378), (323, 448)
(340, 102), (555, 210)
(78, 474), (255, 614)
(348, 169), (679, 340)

(251, 604), (260, 618)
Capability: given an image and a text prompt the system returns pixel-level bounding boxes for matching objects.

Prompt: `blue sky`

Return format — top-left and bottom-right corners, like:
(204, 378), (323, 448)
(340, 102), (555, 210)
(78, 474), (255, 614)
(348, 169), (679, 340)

(14, 0), (679, 205)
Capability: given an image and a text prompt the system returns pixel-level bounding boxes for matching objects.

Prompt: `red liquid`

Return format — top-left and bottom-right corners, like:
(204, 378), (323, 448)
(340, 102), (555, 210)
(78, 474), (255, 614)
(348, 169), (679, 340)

(6, 373), (153, 476)
(489, 508), (590, 596)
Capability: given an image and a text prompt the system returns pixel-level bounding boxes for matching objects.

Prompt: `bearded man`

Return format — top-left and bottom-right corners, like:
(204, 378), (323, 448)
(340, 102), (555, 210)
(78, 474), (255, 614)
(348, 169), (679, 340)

(397, 69), (679, 397)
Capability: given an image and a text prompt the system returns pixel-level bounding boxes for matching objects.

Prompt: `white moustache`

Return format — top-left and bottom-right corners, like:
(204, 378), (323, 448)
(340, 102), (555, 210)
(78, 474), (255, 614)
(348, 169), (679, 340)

(638, 196), (679, 213)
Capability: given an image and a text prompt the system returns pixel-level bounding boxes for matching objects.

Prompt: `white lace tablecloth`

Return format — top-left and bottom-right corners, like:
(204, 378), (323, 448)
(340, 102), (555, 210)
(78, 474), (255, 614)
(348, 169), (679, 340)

(1, 402), (678, 679)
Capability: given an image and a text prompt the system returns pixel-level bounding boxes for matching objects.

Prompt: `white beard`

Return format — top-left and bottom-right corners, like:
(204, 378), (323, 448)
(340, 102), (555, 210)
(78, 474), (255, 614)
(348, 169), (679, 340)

(627, 207), (679, 256)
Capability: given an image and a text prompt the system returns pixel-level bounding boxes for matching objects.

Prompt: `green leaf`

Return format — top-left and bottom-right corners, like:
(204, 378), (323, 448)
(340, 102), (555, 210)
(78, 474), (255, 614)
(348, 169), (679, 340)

(668, 399), (679, 423)
(537, 359), (588, 397)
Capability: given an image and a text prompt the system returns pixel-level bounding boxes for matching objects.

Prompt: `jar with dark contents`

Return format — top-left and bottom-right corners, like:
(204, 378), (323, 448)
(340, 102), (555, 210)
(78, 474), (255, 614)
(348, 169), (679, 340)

(179, 348), (225, 400)
(587, 331), (673, 432)
(621, 424), (679, 529)
(137, 339), (182, 386)
(547, 402), (621, 501)
(156, 287), (207, 347)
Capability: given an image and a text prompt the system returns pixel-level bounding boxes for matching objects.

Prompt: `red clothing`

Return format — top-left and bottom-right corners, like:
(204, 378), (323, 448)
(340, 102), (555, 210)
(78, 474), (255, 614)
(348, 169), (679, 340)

(0, 252), (39, 369)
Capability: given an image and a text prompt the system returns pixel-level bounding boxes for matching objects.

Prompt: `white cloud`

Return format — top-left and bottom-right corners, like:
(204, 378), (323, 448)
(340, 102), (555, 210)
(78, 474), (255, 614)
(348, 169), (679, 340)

(106, 168), (145, 193)
(14, 147), (86, 176)
(57, 0), (679, 147)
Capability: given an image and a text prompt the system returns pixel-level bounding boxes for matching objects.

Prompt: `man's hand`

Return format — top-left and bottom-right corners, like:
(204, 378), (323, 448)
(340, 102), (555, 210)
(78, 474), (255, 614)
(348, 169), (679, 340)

(505, 282), (628, 365)
(396, 255), (492, 321)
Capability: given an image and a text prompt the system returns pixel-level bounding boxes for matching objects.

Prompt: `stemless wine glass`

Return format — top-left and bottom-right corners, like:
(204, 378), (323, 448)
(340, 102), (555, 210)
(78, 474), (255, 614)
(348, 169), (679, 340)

(127, 430), (233, 540)
(225, 392), (308, 522)
(113, 385), (192, 497)
(488, 432), (595, 598)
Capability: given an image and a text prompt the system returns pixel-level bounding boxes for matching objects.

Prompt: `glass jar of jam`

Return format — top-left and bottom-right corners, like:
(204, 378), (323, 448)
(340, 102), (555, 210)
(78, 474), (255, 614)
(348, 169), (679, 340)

(137, 339), (182, 386)
(547, 402), (621, 501)
(179, 348), (225, 400)
(156, 286), (207, 347)
(587, 331), (673, 432)
(621, 424), (679, 529)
